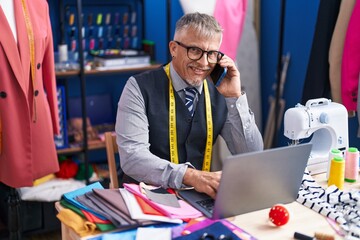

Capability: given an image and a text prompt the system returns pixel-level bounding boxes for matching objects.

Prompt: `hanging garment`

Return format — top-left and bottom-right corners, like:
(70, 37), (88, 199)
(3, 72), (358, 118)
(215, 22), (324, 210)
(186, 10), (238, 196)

(342, 0), (360, 112)
(357, 77), (360, 137)
(213, 0), (247, 60)
(329, 0), (356, 104)
(236, 0), (262, 128)
(179, 0), (216, 15)
(301, 0), (341, 105)
(0, 0), (60, 188)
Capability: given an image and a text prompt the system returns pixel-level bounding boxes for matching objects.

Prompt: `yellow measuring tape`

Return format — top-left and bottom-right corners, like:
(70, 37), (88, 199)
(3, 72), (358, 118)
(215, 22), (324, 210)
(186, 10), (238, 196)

(21, 0), (37, 122)
(165, 64), (213, 171)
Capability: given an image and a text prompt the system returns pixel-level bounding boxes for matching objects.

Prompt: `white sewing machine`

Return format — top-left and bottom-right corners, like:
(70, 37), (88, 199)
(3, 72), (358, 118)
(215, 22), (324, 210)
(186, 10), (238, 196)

(284, 98), (348, 174)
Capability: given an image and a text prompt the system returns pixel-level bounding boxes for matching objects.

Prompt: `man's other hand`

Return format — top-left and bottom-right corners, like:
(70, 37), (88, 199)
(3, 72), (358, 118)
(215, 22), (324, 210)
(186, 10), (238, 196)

(183, 168), (222, 199)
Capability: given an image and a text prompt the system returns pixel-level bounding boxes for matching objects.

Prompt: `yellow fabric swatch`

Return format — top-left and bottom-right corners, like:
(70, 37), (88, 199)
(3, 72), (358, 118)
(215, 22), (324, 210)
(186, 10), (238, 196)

(57, 208), (100, 237)
(33, 173), (56, 186)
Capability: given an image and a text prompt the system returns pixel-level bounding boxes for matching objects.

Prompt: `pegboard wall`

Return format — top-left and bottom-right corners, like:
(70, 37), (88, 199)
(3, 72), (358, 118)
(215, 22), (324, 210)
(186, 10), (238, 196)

(49, 0), (144, 55)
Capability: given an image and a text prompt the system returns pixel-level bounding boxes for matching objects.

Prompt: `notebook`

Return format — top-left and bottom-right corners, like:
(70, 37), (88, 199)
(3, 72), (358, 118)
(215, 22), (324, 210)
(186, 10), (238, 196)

(178, 143), (312, 219)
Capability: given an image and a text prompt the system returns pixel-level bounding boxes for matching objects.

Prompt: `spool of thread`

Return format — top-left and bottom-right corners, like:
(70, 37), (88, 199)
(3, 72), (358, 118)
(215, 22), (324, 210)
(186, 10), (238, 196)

(345, 147), (359, 182)
(326, 148), (342, 180)
(58, 44), (68, 62)
(328, 156), (344, 189)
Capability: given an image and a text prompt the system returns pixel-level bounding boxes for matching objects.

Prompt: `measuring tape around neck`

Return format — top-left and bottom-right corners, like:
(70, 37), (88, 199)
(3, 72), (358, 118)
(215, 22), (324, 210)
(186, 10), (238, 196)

(21, 0), (37, 122)
(165, 64), (213, 171)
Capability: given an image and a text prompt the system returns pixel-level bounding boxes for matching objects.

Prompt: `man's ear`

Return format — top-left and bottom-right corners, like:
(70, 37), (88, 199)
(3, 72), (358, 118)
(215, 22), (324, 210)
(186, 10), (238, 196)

(169, 41), (177, 58)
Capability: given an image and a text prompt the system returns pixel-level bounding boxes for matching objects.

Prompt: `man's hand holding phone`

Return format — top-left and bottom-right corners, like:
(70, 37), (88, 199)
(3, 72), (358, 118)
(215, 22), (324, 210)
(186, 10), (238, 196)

(211, 55), (242, 98)
(210, 64), (227, 87)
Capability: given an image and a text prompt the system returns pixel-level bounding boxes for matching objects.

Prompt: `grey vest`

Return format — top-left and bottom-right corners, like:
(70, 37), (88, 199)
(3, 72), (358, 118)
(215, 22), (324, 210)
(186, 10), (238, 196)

(134, 67), (227, 170)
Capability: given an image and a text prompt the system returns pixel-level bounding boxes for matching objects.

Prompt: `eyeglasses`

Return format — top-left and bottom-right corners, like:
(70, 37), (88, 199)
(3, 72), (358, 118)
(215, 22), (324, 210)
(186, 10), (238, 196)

(175, 41), (224, 64)
(200, 232), (232, 240)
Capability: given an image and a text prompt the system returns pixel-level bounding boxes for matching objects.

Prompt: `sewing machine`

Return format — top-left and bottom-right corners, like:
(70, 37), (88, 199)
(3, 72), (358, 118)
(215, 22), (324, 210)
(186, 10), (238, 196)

(284, 98), (348, 174)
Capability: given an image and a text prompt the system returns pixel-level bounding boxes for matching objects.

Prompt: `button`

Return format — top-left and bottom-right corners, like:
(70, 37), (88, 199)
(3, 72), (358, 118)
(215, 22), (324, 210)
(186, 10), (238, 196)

(37, 63), (41, 69)
(34, 90), (39, 96)
(0, 91), (7, 98)
(187, 118), (192, 123)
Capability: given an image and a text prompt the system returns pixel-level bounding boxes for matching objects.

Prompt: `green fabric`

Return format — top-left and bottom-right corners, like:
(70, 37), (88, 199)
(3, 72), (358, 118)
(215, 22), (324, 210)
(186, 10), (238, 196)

(60, 200), (115, 231)
(60, 199), (84, 216)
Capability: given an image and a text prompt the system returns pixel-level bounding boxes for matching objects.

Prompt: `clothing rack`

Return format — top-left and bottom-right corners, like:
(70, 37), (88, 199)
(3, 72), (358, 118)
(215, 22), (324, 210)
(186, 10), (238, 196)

(74, 0), (90, 184)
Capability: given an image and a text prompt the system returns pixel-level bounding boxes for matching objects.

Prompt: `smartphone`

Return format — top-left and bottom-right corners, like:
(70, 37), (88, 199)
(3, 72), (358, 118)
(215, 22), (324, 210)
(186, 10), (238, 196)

(210, 64), (227, 87)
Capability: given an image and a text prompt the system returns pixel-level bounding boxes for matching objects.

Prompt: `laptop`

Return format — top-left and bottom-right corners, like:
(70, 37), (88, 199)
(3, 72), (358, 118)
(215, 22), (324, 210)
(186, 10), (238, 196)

(178, 143), (312, 219)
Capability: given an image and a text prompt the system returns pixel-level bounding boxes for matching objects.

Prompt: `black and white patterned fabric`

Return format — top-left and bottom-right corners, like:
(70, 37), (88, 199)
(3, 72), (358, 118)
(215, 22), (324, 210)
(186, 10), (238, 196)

(297, 169), (360, 239)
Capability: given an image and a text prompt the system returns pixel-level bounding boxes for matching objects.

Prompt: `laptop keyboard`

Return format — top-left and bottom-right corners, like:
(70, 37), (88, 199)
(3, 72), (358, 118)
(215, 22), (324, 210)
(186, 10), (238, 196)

(196, 198), (215, 214)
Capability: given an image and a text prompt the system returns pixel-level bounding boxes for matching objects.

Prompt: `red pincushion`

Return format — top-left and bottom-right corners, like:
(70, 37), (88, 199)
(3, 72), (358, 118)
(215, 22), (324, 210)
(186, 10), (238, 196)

(269, 204), (290, 226)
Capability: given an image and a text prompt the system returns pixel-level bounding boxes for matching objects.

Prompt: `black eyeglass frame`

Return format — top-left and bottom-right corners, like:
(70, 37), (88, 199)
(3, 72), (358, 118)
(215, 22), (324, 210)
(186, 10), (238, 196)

(174, 41), (224, 64)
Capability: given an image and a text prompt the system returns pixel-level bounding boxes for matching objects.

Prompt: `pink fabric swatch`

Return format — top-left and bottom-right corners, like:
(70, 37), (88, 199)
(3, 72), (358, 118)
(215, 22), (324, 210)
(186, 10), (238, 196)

(123, 183), (203, 220)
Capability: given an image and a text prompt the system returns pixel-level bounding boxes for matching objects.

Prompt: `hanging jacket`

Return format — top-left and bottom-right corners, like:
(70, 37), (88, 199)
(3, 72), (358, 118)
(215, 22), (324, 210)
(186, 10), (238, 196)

(0, 0), (60, 188)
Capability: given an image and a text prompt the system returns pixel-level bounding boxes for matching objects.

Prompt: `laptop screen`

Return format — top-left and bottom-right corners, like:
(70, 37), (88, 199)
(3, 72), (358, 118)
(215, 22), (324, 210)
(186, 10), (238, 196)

(179, 143), (312, 219)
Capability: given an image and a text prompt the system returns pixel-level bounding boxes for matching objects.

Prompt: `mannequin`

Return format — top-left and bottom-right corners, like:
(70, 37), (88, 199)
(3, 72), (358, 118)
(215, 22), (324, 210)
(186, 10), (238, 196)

(0, 0), (60, 188)
(0, 0), (17, 42)
(0, 0), (59, 238)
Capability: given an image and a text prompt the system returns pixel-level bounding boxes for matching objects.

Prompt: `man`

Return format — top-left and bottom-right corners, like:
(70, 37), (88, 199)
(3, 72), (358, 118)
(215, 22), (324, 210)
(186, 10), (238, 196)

(115, 12), (263, 199)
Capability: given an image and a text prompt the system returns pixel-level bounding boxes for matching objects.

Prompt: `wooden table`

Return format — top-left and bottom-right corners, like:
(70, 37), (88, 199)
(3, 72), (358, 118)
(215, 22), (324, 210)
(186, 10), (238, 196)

(232, 201), (338, 239)
(57, 173), (358, 239)
(231, 173), (360, 240)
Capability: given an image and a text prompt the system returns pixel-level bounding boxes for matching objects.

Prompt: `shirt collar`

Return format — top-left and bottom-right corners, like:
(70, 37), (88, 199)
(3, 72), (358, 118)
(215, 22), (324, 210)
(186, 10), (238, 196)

(166, 62), (203, 94)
